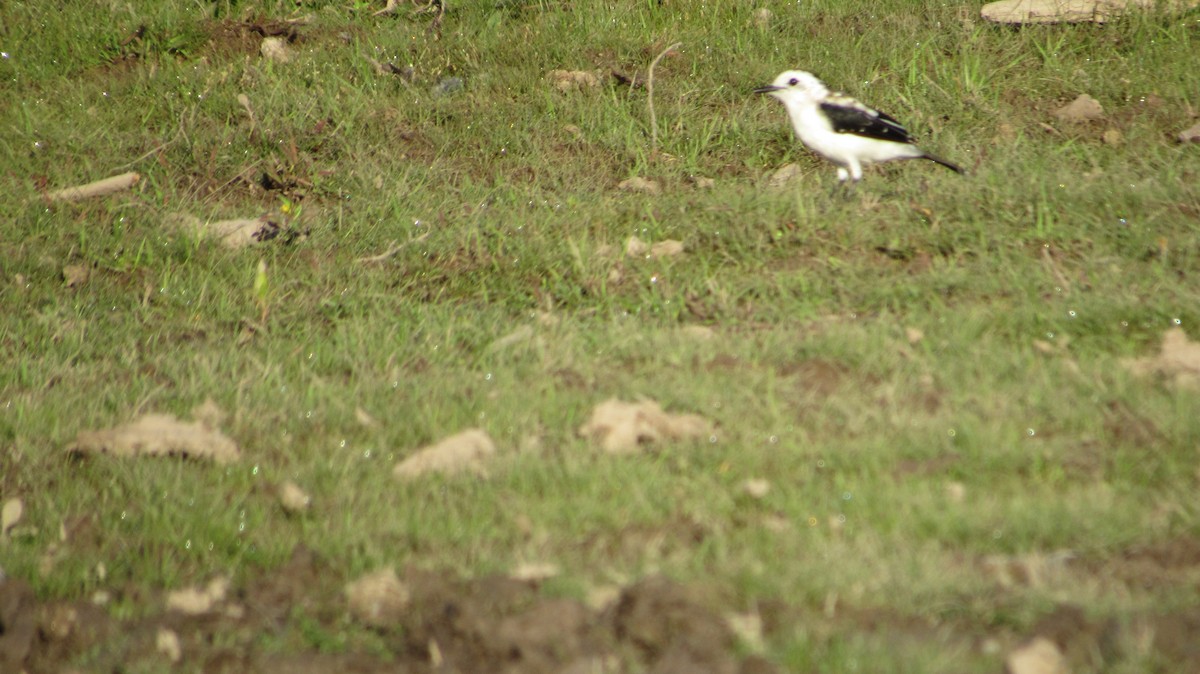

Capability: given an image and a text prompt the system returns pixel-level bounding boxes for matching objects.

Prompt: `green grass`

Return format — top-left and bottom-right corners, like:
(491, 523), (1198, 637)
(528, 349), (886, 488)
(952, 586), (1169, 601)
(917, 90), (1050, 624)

(2, 0), (1200, 671)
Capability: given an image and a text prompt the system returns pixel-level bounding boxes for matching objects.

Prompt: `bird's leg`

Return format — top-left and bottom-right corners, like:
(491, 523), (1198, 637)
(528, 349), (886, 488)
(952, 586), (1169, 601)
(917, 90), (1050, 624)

(831, 168), (853, 199)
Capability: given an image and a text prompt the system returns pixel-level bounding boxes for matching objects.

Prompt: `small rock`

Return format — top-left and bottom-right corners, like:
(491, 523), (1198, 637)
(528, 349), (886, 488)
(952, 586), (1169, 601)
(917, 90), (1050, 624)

(945, 481), (966, 502)
(585, 585), (621, 610)
(433, 76), (464, 96)
(279, 481), (311, 514)
(692, 176), (715, 189)
(1102, 128), (1123, 145)
(980, 0), (1192, 24)
(1005, 637), (1068, 674)
(649, 239), (684, 258)
(617, 177), (661, 195)
(741, 478), (770, 499)
(547, 69), (600, 92)
(260, 37), (292, 63)
(751, 8), (773, 28)
(680, 325), (716, 341)
(166, 577), (230, 615)
(625, 236), (683, 259)
(625, 236), (650, 257)
(62, 265), (89, 288)
(510, 562), (559, 581)
(1053, 94), (1104, 122)
(905, 327), (924, 344)
(1, 498), (22, 538)
(768, 163), (801, 189)
(726, 611), (766, 652)
(156, 628), (182, 663)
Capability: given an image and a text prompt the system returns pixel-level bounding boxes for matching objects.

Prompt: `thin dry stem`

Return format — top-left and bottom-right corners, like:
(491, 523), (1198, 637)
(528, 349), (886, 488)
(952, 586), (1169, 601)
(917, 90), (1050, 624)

(357, 232), (431, 265)
(647, 42), (681, 160)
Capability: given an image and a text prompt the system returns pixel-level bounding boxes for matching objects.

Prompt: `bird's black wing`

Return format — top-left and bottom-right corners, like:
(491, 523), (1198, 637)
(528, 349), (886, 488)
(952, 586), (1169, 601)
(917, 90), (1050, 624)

(820, 95), (913, 144)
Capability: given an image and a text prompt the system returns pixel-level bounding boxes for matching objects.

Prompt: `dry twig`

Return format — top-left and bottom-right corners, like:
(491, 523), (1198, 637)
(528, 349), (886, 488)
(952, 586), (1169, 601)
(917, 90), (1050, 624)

(647, 42), (681, 159)
(47, 172), (141, 202)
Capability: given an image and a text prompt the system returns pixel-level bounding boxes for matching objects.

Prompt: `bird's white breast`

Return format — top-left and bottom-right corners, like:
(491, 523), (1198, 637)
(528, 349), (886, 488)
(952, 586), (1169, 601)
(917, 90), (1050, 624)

(787, 101), (923, 167)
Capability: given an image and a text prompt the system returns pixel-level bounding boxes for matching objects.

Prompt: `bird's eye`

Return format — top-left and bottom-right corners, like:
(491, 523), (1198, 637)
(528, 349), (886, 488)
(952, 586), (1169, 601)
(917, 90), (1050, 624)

(788, 78), (799, 86)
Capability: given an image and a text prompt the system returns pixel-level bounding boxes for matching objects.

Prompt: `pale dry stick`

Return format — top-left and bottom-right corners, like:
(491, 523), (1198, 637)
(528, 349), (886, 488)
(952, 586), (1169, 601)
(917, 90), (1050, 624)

(47, 172), (141, 202)
(237, 93), (258, 138)
(357, 231), (431, 265)
(647, 41), (682, 160)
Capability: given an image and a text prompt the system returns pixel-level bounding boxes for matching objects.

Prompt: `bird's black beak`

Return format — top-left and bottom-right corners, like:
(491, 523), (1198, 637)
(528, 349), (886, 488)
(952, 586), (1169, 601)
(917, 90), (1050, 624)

(753, 85), (782, 94)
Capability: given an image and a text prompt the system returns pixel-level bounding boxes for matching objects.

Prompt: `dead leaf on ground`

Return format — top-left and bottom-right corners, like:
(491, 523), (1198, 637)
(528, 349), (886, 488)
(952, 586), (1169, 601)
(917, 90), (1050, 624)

(1053, 94), (1104, 122)
(165, 213), (283, 250)
(166, 576), (230, 615)
(62, 265), (89, 288)
(345, 568), (410, 627)
(578, 398), (712, 454)
(617, 177), (661, 195)
(66, 401), (240, 465)
(1178, 121), (1200, 143)
(1005, 636), (1069, 674)
(1123, 327), (1200, 388)
(393, 428), (497, 480)
(546, 69), (600, 92)
(625, 236), (683, 259)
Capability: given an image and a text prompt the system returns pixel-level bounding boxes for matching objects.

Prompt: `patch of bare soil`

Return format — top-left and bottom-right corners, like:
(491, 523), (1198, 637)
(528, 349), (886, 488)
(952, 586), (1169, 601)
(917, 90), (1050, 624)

(1088, 536), (1200, 591)
(1, 546), (779, 674)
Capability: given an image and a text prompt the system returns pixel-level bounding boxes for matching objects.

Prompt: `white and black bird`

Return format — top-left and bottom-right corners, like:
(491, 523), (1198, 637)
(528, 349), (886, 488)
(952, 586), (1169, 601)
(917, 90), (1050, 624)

(755, 70), (964, 184)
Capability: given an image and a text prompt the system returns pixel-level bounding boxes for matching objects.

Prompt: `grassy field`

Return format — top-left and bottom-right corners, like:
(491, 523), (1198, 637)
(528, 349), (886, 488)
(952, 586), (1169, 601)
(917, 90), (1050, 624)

(2, 0), (1199, 671)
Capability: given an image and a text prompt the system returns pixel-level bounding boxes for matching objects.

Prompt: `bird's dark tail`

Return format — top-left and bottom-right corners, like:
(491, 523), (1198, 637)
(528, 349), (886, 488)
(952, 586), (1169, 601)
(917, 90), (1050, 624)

(922, 153), (965, 175)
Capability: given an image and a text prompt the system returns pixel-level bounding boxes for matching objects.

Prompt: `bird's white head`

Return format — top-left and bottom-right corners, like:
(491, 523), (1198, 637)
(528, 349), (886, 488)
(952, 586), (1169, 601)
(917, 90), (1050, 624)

(754, 70), (829, 103)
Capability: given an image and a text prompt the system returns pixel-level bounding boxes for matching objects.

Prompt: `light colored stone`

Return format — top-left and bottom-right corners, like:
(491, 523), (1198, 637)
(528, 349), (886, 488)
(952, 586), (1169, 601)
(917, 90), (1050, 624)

(1005, 637), (1068, 674)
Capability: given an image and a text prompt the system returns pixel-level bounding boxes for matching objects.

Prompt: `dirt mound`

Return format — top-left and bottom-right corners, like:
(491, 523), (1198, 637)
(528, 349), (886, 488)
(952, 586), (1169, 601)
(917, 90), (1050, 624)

(1, 546), (778, 674)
